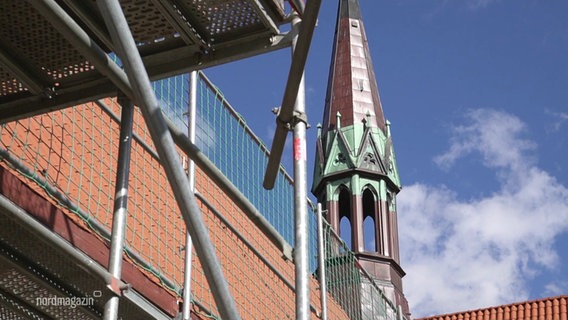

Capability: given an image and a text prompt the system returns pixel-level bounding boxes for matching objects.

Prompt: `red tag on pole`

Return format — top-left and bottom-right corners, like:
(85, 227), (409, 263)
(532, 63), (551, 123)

(294, 138), (306, 161)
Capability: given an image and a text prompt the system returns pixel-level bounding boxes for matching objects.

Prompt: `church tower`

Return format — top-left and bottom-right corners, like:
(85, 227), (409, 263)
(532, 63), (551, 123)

(312, 0), (410, 316)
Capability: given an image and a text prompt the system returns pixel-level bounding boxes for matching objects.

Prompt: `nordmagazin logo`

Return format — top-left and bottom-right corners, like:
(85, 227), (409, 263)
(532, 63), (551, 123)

(35, 290), (101, 308)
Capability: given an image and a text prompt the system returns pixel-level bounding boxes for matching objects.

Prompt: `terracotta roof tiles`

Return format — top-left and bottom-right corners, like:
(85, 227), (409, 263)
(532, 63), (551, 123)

(417, 295), (567, 320)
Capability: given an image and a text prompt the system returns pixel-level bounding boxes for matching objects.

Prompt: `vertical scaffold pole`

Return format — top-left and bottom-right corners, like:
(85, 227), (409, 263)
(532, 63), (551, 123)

(182, 71), (198, 320)
(96, 1), (240, 319)
(317, 203), (328, 320)
(398, 304), (405, 320)
(103, 94), (134, 320)
(291, 14), (310, 320)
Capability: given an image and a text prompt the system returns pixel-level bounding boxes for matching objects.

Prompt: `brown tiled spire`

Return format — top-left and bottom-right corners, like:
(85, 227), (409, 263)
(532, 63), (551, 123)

(312, 0), (410, 317)
(322, 0), (387, 135)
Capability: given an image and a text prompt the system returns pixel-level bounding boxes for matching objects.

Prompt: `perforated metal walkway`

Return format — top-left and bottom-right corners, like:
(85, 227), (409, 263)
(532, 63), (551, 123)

(0, 0), (290, 123)
(0, 192), (170, 319)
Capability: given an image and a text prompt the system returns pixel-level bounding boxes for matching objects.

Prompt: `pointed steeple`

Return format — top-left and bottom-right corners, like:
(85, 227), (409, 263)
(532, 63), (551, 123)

(312, 0), (401, 197)
(322, 0), (387, 136)
(312, 1), (410, 317)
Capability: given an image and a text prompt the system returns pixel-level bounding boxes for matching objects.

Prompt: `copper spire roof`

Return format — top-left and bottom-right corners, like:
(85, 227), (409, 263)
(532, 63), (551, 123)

(322, 0), (387, 134)
(417, 295), (568, 320)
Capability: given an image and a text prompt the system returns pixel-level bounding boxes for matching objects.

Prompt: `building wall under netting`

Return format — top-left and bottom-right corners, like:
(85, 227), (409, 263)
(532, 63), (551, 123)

(0, 72), (401, 319)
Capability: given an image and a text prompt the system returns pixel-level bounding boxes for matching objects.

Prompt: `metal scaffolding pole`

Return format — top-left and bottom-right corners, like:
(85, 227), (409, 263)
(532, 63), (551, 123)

(289, 0), (306, 15)
(97, 98), (294, 261)
(0, 195), (172, 320)
(1, 141), (180, 297)
(27, 1), (237, 317)
(263, 0), (322, 190)
(317, 203), (328, 320)
(291, 14), (310, 320)
(103, 94), (135, 320)
(182, 71), (198, 320)
(95, 1), (240, 319)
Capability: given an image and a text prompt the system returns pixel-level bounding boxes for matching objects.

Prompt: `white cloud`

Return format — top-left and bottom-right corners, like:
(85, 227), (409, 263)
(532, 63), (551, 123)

(466, 0), (500, 10)
(433, 109), (536, 171)
(544, 281), (568, 296)
(550, 111), (568, 131)
(398, 109), (568, 317)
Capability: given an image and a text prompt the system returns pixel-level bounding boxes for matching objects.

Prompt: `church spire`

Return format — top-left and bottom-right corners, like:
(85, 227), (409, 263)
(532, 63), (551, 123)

(312, 0), (410, 316)
(321, 0), (387, 136)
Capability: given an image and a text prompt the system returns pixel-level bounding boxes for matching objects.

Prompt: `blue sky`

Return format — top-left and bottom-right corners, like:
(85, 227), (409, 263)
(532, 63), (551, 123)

(205, 0), (568, 317)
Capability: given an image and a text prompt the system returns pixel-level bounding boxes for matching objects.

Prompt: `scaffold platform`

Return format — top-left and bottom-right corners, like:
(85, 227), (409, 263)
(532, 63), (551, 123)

(0, 0), (290, 123)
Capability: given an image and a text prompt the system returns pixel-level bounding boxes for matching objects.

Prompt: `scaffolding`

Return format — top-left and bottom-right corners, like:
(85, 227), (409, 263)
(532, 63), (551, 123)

(0, 0), (407, 319)
(0, 69), (405, 319)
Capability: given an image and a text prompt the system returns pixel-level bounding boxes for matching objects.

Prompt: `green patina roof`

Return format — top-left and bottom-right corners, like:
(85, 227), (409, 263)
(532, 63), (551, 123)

(312, 120), (401, 197)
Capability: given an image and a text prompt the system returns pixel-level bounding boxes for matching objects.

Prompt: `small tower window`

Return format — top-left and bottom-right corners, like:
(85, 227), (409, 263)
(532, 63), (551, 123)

(338, 188), (352, 249)
(363, 216), (375, 252)
(362, 188), (377, 253)
(339, 216), (352, 250)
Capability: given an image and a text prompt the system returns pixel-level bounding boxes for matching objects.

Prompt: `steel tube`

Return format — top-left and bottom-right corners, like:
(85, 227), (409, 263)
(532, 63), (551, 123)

(182, 71), (198, 320)
(0, 146), (180, 294)
(263, 0), (322, 189)
(29, 0), (132, 99)
(0, 242), (101, 318)
(290, 14), (310, 320)
(288, 0), (306, 16)
(103, 94), (135, 320)
(96, 1), (239, 318)
(0, 195), (172, 320)
(317, 203), (328, 320)
(0, 195), (112, 286)
(194, 192), (294, 290)
(96, 99), (294, 260)
(194, 190), (322, 316)
(32, 0), (292, 261)
(166, 118), (294, 260)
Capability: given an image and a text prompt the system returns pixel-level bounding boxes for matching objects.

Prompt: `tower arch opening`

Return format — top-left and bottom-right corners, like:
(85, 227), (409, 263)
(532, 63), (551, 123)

(339, 216), (352, 251)
(362, 187), (378, 253)
(338, 187), (352, 250)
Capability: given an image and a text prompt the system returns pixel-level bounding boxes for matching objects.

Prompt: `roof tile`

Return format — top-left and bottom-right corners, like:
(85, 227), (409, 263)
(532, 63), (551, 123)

(418, 296), (568, 320)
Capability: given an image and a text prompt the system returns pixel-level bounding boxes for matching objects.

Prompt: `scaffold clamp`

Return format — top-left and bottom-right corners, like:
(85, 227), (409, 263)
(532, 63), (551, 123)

(272, 107), (309, 131)
(106, 276), (123, 296)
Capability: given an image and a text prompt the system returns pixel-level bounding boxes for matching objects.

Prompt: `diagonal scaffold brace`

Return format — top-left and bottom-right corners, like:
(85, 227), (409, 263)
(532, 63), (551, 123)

(95, 1), (241, 319)
(27, 0), (241, 319)
(263, 0), (322, 190)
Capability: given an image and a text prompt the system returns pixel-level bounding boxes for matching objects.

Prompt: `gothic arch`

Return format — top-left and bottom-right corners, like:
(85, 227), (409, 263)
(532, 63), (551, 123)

(336, 185), (351, 219)
(362, 186), (379, 253)
(337, 186), (352, 248)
